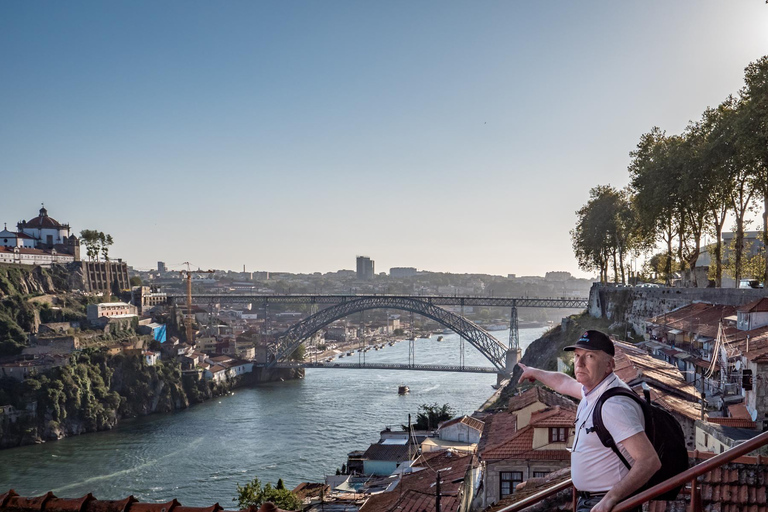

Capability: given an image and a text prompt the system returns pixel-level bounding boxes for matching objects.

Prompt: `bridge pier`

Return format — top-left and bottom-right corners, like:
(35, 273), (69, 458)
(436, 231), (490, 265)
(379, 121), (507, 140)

(498, 347), (522, 385)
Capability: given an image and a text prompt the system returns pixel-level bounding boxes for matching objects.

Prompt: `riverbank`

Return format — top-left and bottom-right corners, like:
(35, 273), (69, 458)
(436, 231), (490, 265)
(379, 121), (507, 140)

(0, 350), (302, 450)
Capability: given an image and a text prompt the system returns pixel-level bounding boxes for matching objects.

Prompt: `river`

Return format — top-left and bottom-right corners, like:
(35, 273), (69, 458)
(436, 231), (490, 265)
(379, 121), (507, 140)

(0, 327), (547, 506)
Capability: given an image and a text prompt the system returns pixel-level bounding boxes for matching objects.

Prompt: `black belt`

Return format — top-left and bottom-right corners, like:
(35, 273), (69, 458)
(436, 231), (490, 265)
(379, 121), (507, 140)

(577, 490), (608, 499)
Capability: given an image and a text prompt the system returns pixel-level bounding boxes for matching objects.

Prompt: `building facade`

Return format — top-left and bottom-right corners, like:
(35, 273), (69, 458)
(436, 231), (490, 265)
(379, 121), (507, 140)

(356, 256), (375, 280)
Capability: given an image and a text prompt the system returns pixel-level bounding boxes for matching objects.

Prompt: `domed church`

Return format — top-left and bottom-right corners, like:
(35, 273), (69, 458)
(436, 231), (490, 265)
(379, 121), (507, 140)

(0, 205), (80, 265)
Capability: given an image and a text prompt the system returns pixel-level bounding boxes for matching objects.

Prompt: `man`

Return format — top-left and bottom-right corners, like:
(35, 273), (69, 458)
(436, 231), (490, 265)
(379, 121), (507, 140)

(517, 330), (660, 512)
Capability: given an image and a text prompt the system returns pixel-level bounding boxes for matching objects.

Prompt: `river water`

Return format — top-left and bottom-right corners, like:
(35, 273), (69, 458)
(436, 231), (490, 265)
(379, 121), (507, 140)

(0, 327), (547, 506)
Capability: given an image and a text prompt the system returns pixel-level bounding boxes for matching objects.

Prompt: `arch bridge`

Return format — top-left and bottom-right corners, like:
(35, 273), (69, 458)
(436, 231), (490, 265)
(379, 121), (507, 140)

(268, 296), (516, 377)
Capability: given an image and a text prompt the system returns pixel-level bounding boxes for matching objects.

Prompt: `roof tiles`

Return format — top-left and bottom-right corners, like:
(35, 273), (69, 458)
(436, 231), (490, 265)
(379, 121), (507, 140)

(0, 493), (282, 512)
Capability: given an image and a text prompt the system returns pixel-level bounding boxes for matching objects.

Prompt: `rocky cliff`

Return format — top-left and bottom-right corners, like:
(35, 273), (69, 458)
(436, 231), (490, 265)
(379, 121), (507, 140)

(0, 265), (59, 298)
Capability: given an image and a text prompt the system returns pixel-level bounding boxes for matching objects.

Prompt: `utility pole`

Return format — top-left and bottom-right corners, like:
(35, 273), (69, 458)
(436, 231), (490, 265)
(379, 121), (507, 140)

(435, 471), (441, 512)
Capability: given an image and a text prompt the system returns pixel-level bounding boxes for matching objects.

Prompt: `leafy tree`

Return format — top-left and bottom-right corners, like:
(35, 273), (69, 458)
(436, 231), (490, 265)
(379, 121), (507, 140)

(716, 97), (758, 286)
(692, 106), (736, 286)
(411, 403), (454, 431)
(79, 230), (101, 261)
(629, 128), (681, 284)
(738, 56), (768, 282)
(129, 276), (142, 287)
(571, 185), (639, 283)
(234, 477), (301, 510)
(99, 232), (114, 262)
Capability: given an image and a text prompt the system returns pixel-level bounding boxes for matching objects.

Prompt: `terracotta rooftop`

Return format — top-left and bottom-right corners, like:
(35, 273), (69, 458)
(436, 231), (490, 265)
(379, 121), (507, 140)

(506, 387), (576, 415)
(481, 426), (570, 461)
(359, 450), (473, 512)
(737, 297), (768, 313)
(529, 406), (576, 428)
(438, 415), (484, 432)
(0, 491), (289, 512)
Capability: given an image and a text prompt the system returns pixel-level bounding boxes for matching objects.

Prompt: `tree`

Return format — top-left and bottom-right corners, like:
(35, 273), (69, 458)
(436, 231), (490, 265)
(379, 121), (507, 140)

(738, 56), (768, 282)
(714, 97), (758, 286)
(691, 106), (735, 286)
(629, 128), (682, 285)
(571, 185), (639, 283)
(234, 477), (301, 511)
(410, 403), (454, 431)
(99, 232), (114, 261)
(129, 276), (143, 287)
(79, 230), (101, 261)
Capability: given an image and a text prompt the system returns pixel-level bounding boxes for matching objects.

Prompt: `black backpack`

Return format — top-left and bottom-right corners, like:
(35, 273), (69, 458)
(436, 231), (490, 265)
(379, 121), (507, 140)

(593, 386), (689, 500)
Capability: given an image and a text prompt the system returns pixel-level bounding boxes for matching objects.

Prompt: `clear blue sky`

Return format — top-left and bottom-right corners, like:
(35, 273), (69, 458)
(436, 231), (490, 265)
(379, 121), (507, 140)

(2, 1), (767, 276)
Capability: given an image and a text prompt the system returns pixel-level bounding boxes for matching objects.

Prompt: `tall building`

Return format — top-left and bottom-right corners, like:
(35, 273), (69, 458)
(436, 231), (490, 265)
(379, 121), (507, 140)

(158, 261), (167, 273)
(356, 256), (375, 280)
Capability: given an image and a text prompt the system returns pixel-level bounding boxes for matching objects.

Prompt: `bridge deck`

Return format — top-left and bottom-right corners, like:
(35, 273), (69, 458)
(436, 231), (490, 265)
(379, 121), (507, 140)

(170, 293), (588, 308)
(266, 362), (499, 374)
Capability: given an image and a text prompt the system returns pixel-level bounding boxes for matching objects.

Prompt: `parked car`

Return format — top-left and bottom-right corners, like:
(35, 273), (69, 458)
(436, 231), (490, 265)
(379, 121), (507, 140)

(738, 279), (763, 289)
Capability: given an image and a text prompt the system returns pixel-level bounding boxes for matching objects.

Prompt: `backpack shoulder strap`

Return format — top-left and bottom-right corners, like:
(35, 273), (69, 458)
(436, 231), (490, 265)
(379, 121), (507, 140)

(592, 387), (648, 470)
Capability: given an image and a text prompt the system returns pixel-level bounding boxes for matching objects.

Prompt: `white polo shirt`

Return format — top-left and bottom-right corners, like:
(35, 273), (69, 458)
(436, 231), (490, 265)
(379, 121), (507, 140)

(570, 373), (645, 492)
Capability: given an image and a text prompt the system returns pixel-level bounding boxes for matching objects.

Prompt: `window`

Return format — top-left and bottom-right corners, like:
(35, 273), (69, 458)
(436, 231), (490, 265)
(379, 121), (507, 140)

(533, 471), (550, 478)
(549, 427), (567, 443)
(500, 471), (523, 498)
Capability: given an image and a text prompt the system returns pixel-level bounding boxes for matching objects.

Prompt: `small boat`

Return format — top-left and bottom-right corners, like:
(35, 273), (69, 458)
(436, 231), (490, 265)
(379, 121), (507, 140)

(437, 336), (444, 342)
(398, 385), (410, 395)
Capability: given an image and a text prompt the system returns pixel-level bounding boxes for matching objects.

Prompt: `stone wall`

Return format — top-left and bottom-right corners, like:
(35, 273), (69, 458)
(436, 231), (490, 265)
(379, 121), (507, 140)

(588, 283), (768, 334)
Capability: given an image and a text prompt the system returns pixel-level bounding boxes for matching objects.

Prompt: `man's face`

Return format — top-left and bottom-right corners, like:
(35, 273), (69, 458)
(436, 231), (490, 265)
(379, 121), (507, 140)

(573, 348), (613, 391)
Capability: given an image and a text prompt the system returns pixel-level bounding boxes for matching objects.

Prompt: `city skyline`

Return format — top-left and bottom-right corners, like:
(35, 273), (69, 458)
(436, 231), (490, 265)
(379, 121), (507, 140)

(2, 2), (767, 277)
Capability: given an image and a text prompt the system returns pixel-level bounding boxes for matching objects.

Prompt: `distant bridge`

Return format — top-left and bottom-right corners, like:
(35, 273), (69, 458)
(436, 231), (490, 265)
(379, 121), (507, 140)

(167, 293), (588, 379)
(266, 361), (498, 374)
(167, 293), (588, 309)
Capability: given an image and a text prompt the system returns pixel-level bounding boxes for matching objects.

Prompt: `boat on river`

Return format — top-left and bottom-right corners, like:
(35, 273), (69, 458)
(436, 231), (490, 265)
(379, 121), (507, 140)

(398, 385), (410, 395)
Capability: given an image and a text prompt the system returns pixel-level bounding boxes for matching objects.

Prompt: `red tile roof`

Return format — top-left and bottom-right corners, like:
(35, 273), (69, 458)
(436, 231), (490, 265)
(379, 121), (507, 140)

(438, 415), (484, 432)
(480, 425), (570, 461)
(529, 406), (576, 428)
(359, 451), (473, 512)
(705, 416), (758, 429)
(0, 491), (290, 512)
(476, 410), (518, 454)
(737, 297), (768, 313)
(506, 387), (577, 414)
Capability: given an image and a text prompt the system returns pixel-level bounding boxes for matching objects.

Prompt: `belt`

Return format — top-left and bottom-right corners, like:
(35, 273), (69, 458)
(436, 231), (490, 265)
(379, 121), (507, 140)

(577, 490), (608, 500)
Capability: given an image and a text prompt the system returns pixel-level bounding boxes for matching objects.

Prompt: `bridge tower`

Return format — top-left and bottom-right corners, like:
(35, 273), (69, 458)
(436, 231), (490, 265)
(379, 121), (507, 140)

(501, 306), (522, 385)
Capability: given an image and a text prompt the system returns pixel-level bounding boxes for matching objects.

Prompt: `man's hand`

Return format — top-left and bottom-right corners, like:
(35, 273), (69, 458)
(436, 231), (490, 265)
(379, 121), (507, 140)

(515, 362), (582, 398)
(590, 495), (618, 512)
(517, 363), (538, 384)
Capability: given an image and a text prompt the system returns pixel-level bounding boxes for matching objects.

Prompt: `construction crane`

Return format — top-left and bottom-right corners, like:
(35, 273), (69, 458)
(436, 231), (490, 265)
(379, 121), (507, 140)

(179, 262), (214, 344)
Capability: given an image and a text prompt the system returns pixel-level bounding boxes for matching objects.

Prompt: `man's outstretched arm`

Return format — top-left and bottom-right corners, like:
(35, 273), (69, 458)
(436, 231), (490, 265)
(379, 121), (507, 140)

(517, 362), (582, 399)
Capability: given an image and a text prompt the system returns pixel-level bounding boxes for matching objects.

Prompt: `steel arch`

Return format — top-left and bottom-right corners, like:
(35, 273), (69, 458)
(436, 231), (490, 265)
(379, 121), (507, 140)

(270, 296), (509, 373)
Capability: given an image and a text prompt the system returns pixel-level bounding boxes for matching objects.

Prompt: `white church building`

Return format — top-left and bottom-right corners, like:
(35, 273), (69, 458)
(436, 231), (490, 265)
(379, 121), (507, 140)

(0, 205), (79, 266)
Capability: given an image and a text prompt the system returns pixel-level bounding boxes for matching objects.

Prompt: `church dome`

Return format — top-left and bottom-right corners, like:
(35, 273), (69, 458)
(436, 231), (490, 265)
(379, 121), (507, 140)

(20, 206), (67, 229)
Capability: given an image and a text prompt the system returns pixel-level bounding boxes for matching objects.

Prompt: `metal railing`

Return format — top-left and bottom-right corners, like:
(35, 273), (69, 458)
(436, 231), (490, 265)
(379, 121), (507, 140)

(497, 429), (768, 512)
